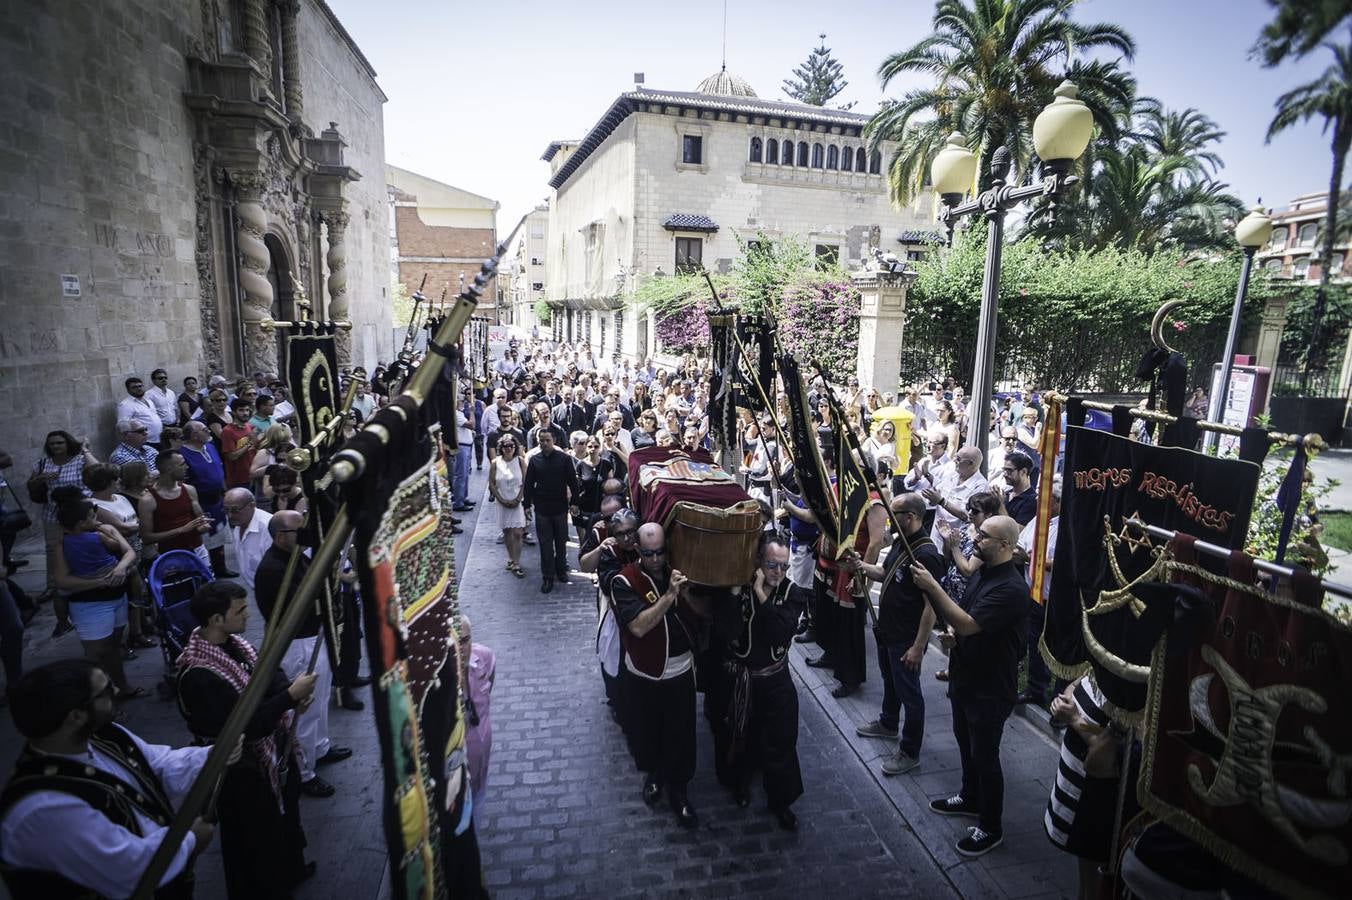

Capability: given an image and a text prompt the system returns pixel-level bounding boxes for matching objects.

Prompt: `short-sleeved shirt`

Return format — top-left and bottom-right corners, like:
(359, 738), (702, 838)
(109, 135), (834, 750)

(876, 534), (947, 646)
(220, 424), (255, 488)
(1005, 487), (1037, 527)
(947, 559), (1031, 704)
(611, 568), (692, 659)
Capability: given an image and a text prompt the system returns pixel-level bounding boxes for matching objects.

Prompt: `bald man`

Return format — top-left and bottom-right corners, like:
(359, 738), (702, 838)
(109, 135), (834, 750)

(609, 523), (698, 828)
(224, 487), (271, 592)
(921, 445), (988, 546)
(254, 510), (352, 798)
(908, 515), (1030, 858)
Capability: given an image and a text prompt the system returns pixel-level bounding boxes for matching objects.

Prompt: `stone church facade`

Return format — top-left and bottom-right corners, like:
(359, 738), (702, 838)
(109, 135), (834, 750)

(0, 0), (389, 464)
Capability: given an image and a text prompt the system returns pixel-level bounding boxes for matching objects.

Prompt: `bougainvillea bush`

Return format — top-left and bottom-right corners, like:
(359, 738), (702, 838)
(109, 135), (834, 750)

(778, 276), (861, 382)
(652, 293), (712, 353)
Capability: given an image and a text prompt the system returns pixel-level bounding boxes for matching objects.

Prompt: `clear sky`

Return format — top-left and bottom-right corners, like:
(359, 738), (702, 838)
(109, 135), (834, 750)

(326, 0), (1337, 238)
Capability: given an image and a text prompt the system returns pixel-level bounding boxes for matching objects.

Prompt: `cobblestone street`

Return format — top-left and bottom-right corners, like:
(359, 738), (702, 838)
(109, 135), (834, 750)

(0, 465), (1076, 899)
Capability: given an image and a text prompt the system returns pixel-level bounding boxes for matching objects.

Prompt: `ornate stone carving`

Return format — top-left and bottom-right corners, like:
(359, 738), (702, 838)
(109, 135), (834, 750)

(324, 210), (351, 362)
(280, 0), (304, 120)
(232, 171), (276, 372)
(241, 0), (271, 81)
(193, 143), (224, 374)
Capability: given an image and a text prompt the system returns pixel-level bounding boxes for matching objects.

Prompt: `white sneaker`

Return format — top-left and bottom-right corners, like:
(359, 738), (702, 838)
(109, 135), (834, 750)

(496, 532), (505, 544)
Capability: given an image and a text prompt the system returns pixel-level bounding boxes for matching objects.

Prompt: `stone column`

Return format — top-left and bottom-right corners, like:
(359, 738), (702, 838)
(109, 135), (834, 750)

(1252, 293), (1290, 407)
(324, 210), (351, 363)
(853, 270), (909, 394)
(279, 0), (304, 120)
(241, 0), (272, 80)
(233, 172), (277, 373)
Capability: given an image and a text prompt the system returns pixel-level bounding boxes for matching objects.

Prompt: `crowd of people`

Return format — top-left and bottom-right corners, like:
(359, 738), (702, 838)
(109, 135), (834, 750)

(0, 338), (1118, 897)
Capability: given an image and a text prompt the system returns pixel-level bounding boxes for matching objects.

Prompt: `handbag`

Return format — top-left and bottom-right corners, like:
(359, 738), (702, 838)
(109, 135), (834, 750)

(2, 480), (33, 532)
(25, 461), (48, 507)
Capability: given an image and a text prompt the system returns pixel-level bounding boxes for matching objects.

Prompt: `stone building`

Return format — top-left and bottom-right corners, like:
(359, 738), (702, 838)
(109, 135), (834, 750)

(387, 165), (499, 319)
(539, 69), (934, 360)
(0, 0), (388, 466)
(1255, 191), (1350, 283)
(503, 201), (550, 328)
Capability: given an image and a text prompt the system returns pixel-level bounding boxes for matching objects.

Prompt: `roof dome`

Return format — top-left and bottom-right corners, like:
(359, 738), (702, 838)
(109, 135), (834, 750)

(696, 66), (757, 98)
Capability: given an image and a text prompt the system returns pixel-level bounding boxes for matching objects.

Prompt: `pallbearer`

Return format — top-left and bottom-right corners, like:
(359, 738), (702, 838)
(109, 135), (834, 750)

(708, 535), (804, 830)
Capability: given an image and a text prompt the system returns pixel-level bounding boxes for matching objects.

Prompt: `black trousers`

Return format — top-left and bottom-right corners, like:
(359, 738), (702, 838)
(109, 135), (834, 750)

(830, 595), (868, 687)
(950, 691), (1015, 835)
(709, 665), (804, 810)
(534, 511), (570, 578)
(625, 666), (696, 791)
(811, 568), (837, 658)
(217, 758), (307, 900)
(334, 586), (364, 687)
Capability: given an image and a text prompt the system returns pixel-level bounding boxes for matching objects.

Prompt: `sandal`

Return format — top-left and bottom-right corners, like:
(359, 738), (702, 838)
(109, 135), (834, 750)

(509, 563), (526, 578)
(123, 647), (138, 661)
(935, 670), (949, 682)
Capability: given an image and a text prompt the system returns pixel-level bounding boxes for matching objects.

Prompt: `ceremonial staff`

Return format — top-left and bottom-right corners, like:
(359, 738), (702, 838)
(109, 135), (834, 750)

(132, 227), (521, 900)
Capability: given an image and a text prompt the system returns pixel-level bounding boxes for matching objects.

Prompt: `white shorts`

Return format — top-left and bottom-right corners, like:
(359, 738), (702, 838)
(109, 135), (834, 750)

(68, 596), (129, 641)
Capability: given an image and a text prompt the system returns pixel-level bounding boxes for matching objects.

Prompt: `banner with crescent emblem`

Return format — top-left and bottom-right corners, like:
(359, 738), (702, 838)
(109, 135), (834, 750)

(778, 354), (838, 547)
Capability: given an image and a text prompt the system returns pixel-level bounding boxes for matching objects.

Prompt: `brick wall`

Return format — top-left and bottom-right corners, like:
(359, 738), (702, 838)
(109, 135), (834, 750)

(397, 262), (497, 312)
(394, 207), (495, 259)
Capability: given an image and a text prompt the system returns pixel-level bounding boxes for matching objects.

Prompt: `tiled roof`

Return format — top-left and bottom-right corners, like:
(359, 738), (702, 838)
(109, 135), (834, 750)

(548, 89), (873, 191)
(898, 230), (943, 243)
(662, 213), (719, 233)
(540, 140), (580, 162)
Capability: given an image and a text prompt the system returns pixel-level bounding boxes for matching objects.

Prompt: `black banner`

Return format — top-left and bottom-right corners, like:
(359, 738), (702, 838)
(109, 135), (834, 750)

(282, 324), (346, 672)
(821, 383), (872, 557)
(733, 316), (776, 412)
(1042, 399), (1261, 717)
(707, 313), (736, 453)
(779, 354), (837, 547)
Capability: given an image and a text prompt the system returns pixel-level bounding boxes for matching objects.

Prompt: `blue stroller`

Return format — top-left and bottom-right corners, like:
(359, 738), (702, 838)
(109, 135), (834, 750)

(146, 550), (214, 698)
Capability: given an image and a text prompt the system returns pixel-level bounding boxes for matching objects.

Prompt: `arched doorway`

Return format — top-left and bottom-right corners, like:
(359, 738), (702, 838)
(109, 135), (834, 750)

(264, 234), (294, 372)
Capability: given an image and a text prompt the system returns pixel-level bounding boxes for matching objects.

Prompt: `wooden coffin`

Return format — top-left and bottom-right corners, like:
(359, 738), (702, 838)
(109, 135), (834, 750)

(664, 499), (763, 587)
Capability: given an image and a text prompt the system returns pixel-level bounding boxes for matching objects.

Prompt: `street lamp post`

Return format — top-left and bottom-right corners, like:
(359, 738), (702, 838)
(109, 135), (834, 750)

(1202, 205), (1274, 453)
(931, 82), (1094, 473)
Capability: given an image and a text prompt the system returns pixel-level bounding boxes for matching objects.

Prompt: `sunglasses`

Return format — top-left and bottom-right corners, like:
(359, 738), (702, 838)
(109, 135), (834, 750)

(639, 548), (666, 557)
(762, 560), (789, 571)
(612, 529), (636, 540)
(223, 503), (252, 513)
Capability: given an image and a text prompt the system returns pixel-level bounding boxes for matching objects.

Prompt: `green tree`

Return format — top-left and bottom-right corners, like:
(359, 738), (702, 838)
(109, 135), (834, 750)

(1267, 38), (1352, 368)
(1134, 99), (1226, 177)
(864, 0), (1136, 205)
(1252, 0), (1352, 67)
(783, 34), (854, 109)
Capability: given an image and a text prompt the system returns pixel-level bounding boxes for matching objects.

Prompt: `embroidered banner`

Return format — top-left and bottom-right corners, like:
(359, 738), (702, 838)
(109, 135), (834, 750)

(821, 381), (872, 558)
(733, 315), (776, 413)
(778, 354), (838, 547)
(1042, 399), (1260, 718)
(1141, 539), (1351, 899)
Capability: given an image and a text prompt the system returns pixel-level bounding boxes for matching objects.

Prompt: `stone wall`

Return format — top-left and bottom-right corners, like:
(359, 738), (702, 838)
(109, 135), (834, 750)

(0, 0), (204, 470)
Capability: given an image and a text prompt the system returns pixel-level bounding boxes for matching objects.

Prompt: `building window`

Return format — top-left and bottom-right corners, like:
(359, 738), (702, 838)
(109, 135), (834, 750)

(856, 147), (867, 172)
(781, 139), (793, 166)
(797, 141), (809, 166)
(675, 236), (703, 274)
(530, 224), (545, 239)
(532, 282), (544, 290)
(530, 257), (541, 265)
(1297, 222), (1318, 247)
(749, 137), (762, 163)
(1268, 229), (1287, 250)
(1332, 253), (1344, 276)
(826, 145), (839, 170)
(682, 135), (703, 165)
(906, 250), (925, 261)
(841, 147), (853, 172)
(766, 138), (779, 165)
(1263, 259), (1283, 273)
(814, 244), (839, 269)
(811, 143), (823, 168)
(869, 150), (882, 174)
(1294, 258), (1311, 280)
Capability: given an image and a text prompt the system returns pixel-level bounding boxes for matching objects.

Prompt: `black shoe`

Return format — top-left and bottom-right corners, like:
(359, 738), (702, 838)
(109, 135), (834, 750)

(452, 505), (473, 513)
(317, 746), (353, 765)
(51, 619), (74, 639)
(451, 516), (463, 525)
(929, 794), (980, 817)
(805, 655), (832, 669)
(956, 826), (1003, 857)
(348, 675), (372, 688)
(214, 569), (240, 579)
(793, 629), (818, 644)
(556, 572), (570, 584)
(771, 806), (798, 831)
(733, 787), (751, 808)
(336, 688), (364, 711)
(452, 526), (464, 534)
(674, 801), (698, 828)
(642, 776), (662, 806)
(541, 579), (553, 594)
(830, 682), (859, 699)
(301, 776), (336, 797)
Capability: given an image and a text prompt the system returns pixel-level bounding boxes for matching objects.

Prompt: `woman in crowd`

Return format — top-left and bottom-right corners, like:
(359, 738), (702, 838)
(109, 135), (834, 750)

(52, 498), (142, 699)
(28, 430), (97, 630)
(630, 381), (651, 413)
(202, 389), (232, 449)
(488, 434), (528, 578)
(598, 425), (628, 483)
(265, 464), (307, 514)
(934, 400), (961, 453)
(862, 420), (898, 480)
(84, 463), (155, 657)
(933, 491), (1003, 682)
(249, 423), (295, 489)
(631, 408), (659, 450)
(570, 433), (607, 545)
(177, 376), (200, 424)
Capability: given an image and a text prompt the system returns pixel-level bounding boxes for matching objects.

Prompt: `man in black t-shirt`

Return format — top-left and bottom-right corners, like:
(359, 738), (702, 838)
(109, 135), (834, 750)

(1001, 451), (1037, 526)
(909, 514), (1030, 859)
(843, 492), (947, 777)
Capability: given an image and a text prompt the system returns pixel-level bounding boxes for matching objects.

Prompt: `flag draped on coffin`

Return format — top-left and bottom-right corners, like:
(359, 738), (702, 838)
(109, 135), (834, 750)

(341, 368), (477, 900)
(1041, 398), (1263, 719)
(282, 324), (347, 672)
(1141, 536), (1352, 900)
(778, 354), (837, 547)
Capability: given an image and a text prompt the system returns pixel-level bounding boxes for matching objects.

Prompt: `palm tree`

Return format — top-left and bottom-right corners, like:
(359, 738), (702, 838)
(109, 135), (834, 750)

(864, 0), (1136, 206)
(1267, 38), (1352, 368)
(1133, 99), (1226, 178)
(1252, 0), (1352, 67)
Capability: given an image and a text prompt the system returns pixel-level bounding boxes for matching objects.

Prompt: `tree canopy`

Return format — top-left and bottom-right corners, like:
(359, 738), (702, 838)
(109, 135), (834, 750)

(782, 34), (854, 109)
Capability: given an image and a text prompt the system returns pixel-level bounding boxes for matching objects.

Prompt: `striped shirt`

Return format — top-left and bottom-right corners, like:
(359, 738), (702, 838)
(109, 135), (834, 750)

(31, 455), (89, 524)
(1044, 677), (1109, 849)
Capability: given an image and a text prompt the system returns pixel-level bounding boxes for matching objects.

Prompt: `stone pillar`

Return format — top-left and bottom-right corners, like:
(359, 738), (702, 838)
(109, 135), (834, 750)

(1253, 293), (1290, 407)
(324, 210), (351, 363)
(853, 271), (909, 394)
(241, 0), (272, 81)
(233, 172), (277, 373)
(279, 0), (304, 120)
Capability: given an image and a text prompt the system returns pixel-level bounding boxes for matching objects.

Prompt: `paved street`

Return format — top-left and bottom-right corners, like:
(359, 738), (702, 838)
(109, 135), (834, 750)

(0, 462), (1076, 899)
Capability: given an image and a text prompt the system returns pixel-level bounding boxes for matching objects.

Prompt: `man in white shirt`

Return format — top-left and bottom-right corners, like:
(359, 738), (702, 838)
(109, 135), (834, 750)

(116, 376), (163, 445)
(0, 659), (218, 897)
(145, 369), (179, 429)
(903, 429), (954, 515)
(899, 386), (931, 435)
(481, 388), (509, 439)
(920, 446), (988, 545)
(225, 487), (273, 592)
(350, 380), (375, 422)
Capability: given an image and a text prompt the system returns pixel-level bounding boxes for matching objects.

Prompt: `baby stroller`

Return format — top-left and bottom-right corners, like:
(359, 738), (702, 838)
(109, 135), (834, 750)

(147, 550), (214, 699)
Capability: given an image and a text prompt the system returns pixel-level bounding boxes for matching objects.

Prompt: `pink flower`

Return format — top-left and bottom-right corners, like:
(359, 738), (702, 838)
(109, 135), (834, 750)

(1172, 321), (1188, 332)
(1019, 288), (1029, 296)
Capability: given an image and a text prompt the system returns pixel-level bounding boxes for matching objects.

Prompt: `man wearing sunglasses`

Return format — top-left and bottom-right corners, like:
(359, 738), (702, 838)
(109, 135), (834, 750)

(707, 535), (804, 831)
(108, 418), (160, 476)
(580, 502), (639, 713)
(908, 514), (1029, 858)
(609, 523), (698, 828)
